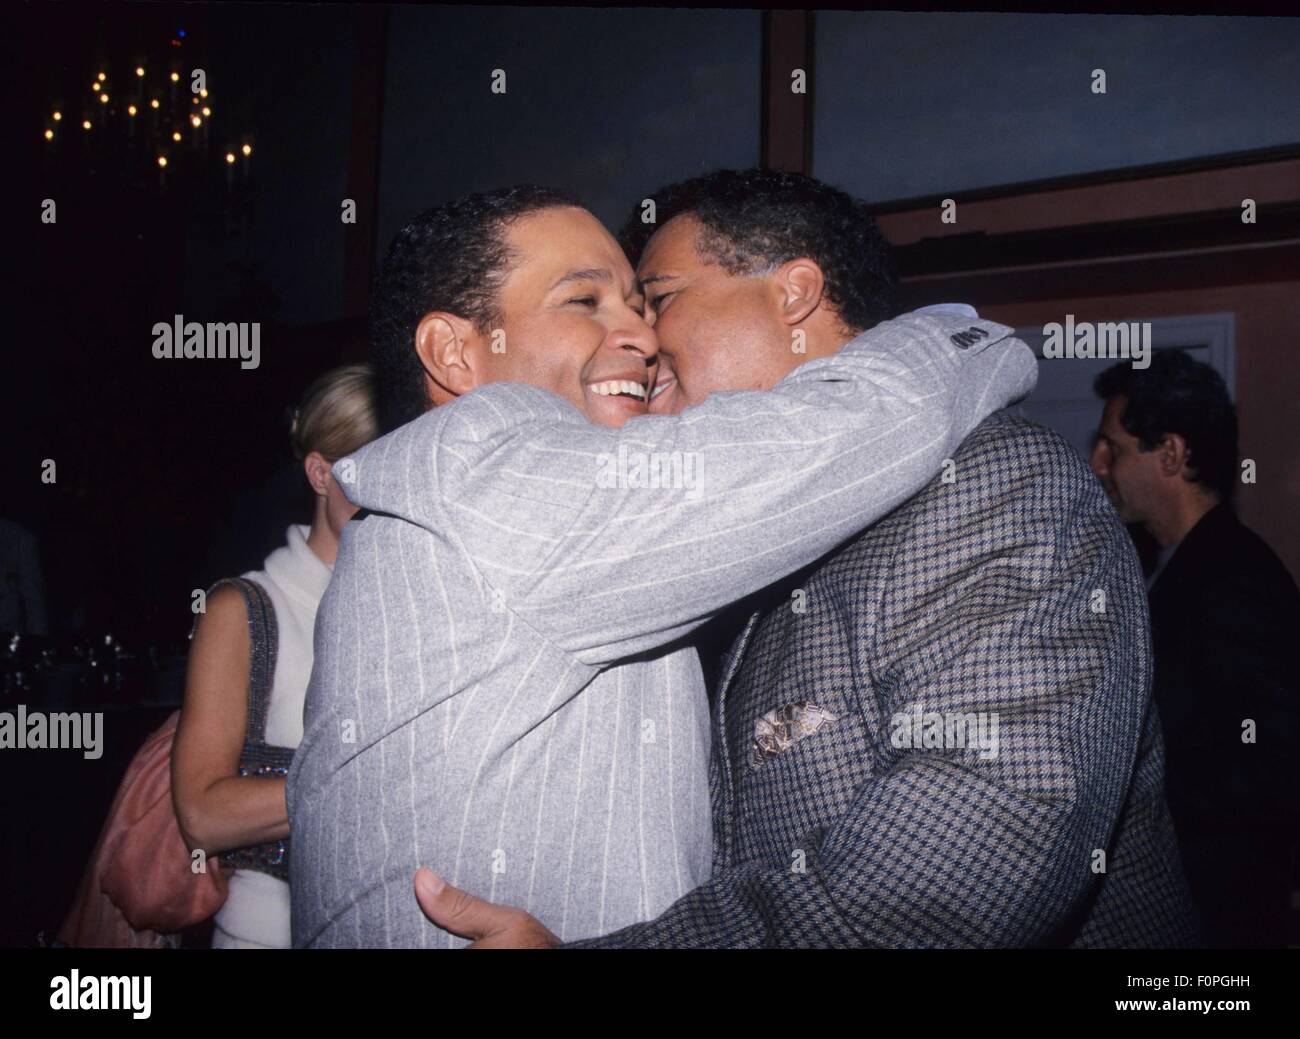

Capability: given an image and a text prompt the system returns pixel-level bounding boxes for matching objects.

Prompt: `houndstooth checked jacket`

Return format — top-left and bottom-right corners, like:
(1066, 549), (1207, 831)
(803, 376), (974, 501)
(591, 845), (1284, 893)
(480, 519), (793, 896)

(573, 413), (1201, 948)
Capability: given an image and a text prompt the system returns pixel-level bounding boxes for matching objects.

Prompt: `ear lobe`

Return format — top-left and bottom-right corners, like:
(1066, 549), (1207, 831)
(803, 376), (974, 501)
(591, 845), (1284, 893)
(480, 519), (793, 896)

(775, 259), (826, 326)
(415, 312), (480, 398)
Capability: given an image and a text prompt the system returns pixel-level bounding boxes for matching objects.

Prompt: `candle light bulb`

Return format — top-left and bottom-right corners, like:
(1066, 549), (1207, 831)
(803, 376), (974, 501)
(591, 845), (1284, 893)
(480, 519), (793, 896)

(128, 104), (137, 116)
(202, 106), (211, 117)
(191, 115), (201, 128)
(200, 88), (209, 98)
(170, 72), (180, 83)
(225, 152), (236, 164)
(241, 144), (252, 157)
(52, 111), (62, 121)
(82, 119), (92, 130)
(172, 131), (182, 142)
(44, 128), (54, 140)
(136, 67), (145, 77)
(97, 72), (106, 81)
(158, 156), (168, 168)
(100, 93), (109, 104)
(150, 99), (160, 109)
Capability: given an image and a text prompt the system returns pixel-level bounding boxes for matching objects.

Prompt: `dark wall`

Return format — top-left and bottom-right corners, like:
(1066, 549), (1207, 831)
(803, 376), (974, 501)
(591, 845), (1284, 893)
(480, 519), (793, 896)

(815, 12), (1300, 201)
(14, 4), (360, 645)
(377, 5), (761, 253)
(182, 4), (356, 327)
(15, 4), (1299, 647)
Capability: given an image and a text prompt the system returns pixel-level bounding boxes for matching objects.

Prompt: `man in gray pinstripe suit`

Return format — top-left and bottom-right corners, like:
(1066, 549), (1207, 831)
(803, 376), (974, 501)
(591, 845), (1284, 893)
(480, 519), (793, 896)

(287, 183), (1035, 947)
(415, 170), (1201, 948)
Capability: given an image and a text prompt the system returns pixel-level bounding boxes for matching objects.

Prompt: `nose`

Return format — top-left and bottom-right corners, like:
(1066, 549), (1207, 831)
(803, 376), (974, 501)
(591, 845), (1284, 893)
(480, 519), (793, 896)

(1089, 451), (1117, 500)
(609, 310), (659, 372)
(1089, 438), (1110, 479)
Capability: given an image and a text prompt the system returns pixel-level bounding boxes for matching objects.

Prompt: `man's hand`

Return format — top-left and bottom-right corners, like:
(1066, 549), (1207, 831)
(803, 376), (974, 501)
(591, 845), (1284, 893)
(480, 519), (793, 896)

(413, 868), (560, 948)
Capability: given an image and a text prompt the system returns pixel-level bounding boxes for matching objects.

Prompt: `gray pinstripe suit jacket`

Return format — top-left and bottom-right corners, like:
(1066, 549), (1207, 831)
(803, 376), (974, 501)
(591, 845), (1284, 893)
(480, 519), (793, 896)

(288, 311), (1037, 947)
(574, 413), (1202, 948)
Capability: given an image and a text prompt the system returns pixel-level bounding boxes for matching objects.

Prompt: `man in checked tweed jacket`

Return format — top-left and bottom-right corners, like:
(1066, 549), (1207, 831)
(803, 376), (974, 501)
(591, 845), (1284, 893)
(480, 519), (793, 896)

(415, 170), (1200, 948)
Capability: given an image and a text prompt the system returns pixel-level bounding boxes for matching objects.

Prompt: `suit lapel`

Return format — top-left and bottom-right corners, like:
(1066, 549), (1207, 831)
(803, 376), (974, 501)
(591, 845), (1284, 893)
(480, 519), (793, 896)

(715, 608), (763, 715)
(709, 607), (763, 869)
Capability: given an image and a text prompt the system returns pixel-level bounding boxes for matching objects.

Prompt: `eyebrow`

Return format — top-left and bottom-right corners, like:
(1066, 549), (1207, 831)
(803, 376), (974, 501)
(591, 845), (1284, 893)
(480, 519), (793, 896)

(549, 267), (613, 291)
(638, 273), (679, 288)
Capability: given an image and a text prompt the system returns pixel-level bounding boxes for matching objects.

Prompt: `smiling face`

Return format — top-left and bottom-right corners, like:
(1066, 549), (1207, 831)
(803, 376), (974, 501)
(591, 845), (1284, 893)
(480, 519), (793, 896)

(465, 206), (659, 427)
(639, 215), (806, 414)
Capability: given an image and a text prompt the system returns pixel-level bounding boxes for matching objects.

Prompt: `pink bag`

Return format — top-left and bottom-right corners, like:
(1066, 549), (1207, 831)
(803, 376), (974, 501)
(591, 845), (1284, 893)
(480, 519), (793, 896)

(59, 710), (229, 947)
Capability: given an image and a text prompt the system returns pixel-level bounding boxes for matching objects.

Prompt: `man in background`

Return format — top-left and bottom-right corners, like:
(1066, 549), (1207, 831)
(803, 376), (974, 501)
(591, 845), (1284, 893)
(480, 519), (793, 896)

(1091, 350), (1299, 947)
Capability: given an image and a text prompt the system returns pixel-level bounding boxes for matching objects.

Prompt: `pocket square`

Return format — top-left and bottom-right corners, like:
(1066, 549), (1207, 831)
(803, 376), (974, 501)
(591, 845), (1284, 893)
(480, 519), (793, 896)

(751, 701), (839, 767)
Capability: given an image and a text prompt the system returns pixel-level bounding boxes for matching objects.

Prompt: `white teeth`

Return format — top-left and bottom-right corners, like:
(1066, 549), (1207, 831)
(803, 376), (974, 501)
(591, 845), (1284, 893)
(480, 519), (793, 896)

(650, 381), (671, 400)
(590, 380), (646, 399)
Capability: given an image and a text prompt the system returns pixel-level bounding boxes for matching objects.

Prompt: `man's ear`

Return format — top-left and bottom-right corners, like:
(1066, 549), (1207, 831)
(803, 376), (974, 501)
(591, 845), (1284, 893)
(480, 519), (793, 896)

(1157, 432), (1193, 478)
(414, 311), (481, 400)
(772, 258), (826, 327)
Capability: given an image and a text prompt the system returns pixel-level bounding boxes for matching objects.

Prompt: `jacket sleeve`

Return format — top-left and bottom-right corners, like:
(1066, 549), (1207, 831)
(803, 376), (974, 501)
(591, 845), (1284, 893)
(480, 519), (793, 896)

(568, 425), (1152, 947)
(416, 311), (1036, 665)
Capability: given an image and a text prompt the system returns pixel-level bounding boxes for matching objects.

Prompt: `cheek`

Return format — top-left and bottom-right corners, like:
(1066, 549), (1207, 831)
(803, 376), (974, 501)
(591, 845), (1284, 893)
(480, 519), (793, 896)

(665, 310), (753, 398)
(1111, 453), (1146, 493)
(494, 315), (593, 394)
(706, 287), (788, 386)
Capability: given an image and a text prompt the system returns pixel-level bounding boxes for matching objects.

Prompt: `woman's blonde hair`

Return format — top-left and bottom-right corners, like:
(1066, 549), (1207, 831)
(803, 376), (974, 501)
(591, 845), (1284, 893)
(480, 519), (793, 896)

(290, 362), (379, 462)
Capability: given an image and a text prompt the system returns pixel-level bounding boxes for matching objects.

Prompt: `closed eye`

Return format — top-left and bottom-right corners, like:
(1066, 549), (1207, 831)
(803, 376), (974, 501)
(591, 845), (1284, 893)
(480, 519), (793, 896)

(650, 291), (676, 310)
(567, 296), (598, 307)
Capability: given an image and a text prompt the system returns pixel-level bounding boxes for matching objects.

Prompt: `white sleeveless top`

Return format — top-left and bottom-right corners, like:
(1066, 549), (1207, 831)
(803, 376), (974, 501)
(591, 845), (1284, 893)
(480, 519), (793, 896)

(212, 524), (332, 949)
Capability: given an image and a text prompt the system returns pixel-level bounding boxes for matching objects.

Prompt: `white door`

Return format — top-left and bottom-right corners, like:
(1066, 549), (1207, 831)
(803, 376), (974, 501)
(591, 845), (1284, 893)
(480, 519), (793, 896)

(1011, 313), (1236, 461)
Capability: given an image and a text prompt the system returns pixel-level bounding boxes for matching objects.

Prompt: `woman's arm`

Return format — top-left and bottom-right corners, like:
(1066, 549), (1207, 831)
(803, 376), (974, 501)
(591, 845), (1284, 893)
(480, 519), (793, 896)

(172, 584), (290, 855)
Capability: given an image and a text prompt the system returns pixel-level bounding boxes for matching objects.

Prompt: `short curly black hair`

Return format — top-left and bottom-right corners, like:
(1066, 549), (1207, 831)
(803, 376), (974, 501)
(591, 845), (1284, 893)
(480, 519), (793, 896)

(618, 168), (897, 334)
(1094, 349), (1238, 501)
(370, 185), (579, 434)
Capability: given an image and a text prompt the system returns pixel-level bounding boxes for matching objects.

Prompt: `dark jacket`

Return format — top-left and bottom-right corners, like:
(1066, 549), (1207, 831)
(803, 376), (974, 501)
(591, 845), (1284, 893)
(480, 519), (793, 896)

(1147, 502), (1299, 947)
(576, 414), (1200, 947)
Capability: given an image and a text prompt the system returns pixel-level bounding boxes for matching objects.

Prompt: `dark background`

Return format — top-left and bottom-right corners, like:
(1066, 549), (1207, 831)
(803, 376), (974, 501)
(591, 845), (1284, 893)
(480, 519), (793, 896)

(5, 2), (1300, 946)
(10, 4), (1300, 646)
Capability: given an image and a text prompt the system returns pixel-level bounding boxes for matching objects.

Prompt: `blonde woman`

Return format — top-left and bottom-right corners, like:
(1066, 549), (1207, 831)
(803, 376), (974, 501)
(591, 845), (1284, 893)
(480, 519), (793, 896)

(172, 363), (378, 948)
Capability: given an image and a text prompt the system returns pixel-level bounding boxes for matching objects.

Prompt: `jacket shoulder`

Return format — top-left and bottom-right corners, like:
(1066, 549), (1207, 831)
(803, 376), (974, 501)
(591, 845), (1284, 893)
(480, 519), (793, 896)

(833, 411), (1131, 592)
(828, 411), (1117, 575)
(954, 412), (1093, 480)
(1163, 509), (1300, 609)
(921, 411), (1108, 519)
(398, 382), (581, 448)
(341, 384), (582, 500)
